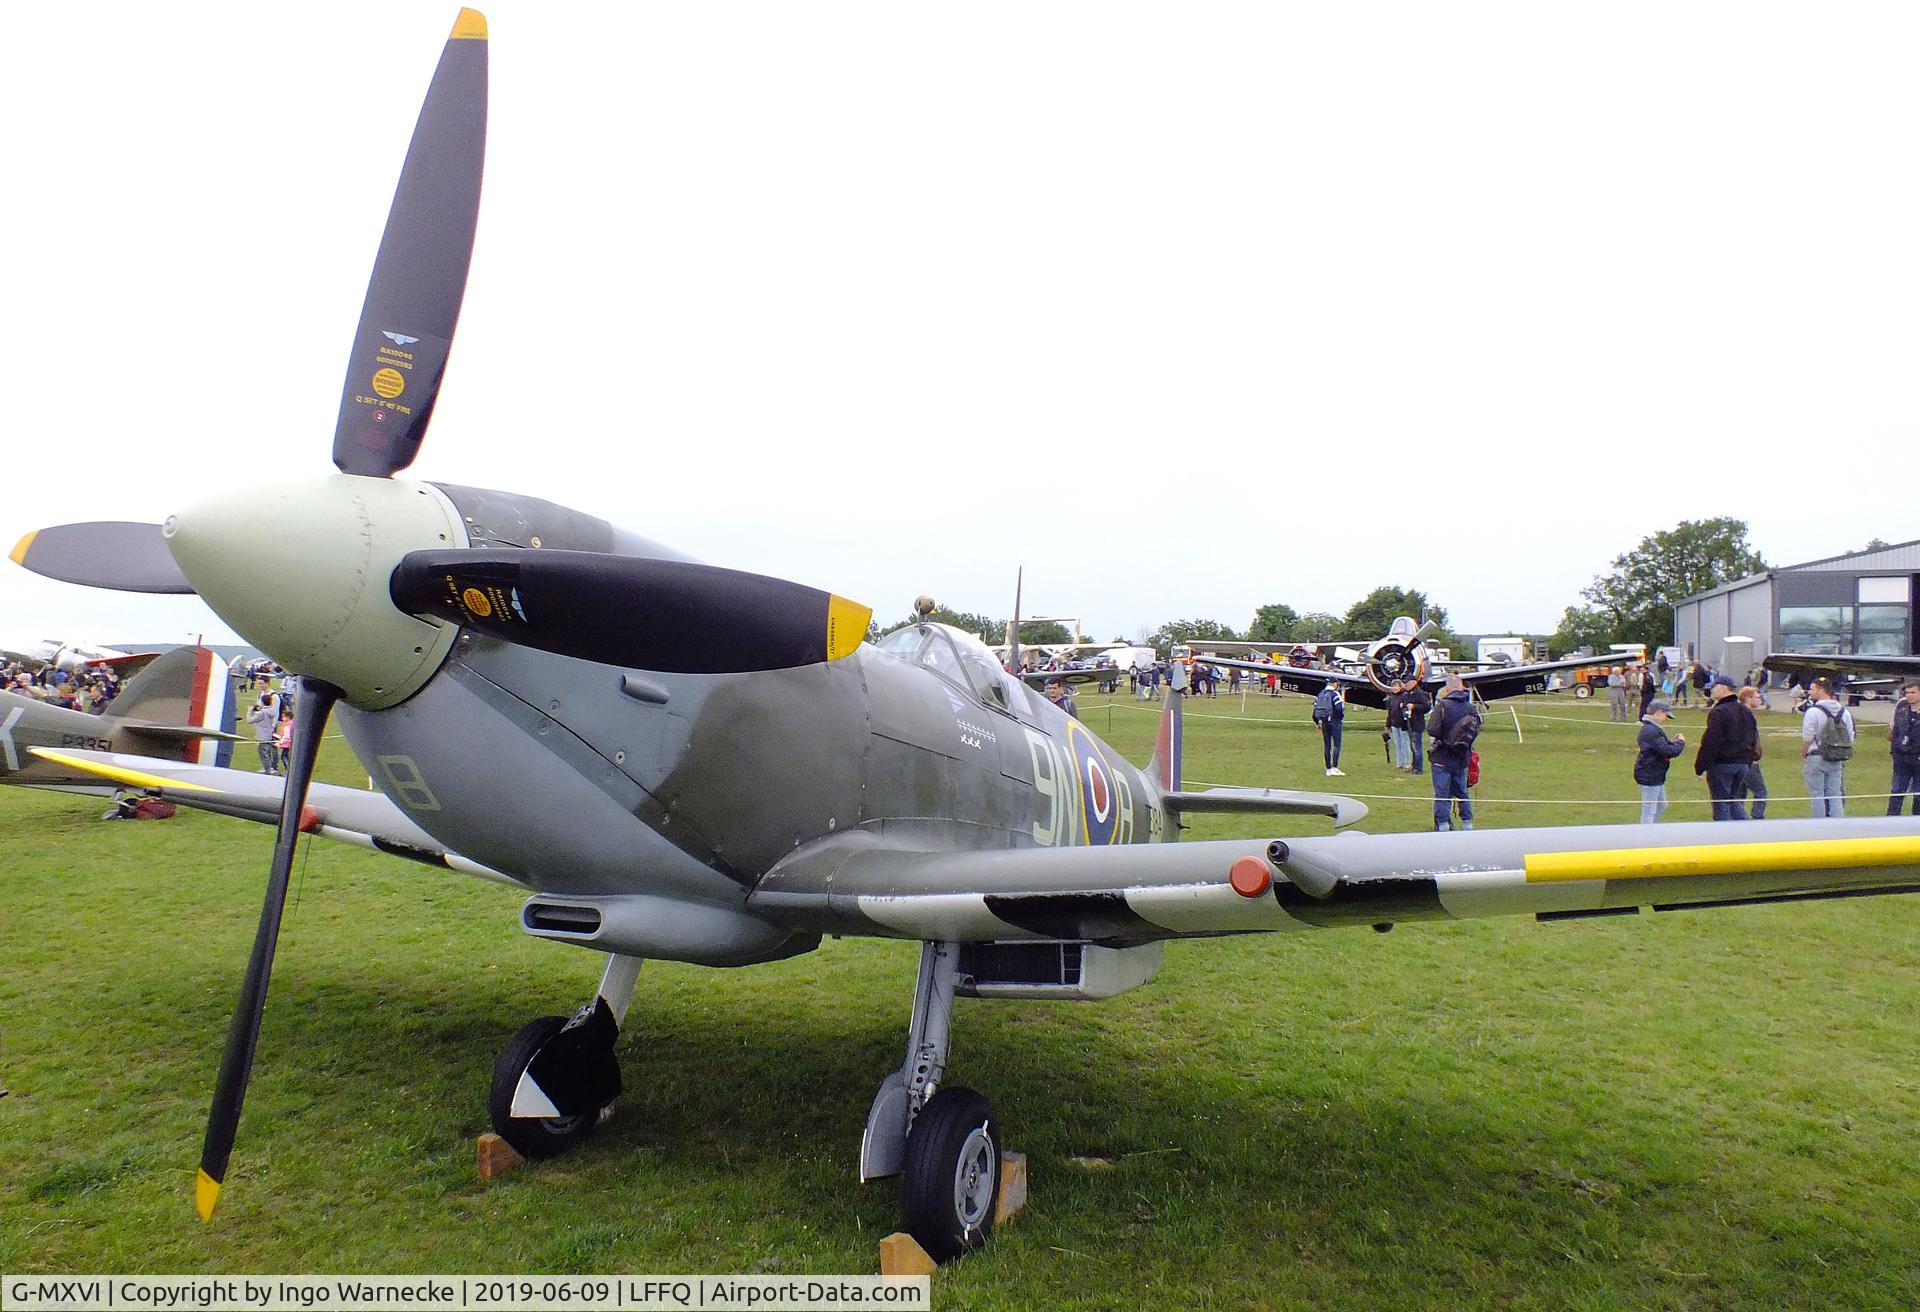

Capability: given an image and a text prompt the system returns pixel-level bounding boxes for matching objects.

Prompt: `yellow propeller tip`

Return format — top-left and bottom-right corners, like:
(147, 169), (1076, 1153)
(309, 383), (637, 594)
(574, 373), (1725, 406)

(9, 530), (36, 566)
(451, 8), (487, 40)
(826, 596), (871, 661)
(195, 1169), (222, 1221)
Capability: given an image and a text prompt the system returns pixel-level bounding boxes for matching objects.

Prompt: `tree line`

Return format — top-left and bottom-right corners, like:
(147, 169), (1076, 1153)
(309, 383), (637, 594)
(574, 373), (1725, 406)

(863, 519), (1774, 662)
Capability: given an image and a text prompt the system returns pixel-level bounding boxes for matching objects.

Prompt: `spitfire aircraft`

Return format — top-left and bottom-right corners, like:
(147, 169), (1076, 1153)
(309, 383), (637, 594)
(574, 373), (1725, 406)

(0, 646), (236, 788)
(15, 10), (1920, 1265)
(1765, 650), (1920, 691)
(1192, 616), (1622, 709)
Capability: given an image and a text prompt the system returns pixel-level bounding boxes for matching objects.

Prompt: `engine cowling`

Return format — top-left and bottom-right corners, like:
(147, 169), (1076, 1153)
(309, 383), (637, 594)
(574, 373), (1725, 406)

(1364, 636), (1430, 693)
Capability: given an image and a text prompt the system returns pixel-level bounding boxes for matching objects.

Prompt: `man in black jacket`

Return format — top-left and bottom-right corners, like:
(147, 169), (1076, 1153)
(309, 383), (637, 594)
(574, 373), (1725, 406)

(1403, 682), (1433, 775)
(1889, 679), (1920, 815)
(1692, 674), (1758, 820)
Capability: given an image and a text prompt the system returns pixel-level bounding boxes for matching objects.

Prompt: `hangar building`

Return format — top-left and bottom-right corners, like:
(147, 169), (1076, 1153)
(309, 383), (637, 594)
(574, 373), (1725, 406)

(1673, 539), (1920, 668)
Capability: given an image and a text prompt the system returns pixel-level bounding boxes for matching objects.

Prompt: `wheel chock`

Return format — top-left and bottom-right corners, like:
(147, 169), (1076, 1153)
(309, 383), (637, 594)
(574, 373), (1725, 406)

(877, 1232), (937, 1276)
(476, 1132), (525, 1182)
(993, 1151), (1028, 1227)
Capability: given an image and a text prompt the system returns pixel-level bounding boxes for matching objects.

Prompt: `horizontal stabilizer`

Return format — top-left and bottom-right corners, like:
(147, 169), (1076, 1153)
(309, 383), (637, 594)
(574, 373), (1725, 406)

(113, 722), (247, 743)
(1162, 787), (1367, 829)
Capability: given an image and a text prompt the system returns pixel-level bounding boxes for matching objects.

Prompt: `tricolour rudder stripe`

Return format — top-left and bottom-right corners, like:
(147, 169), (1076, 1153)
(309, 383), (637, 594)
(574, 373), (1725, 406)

(1145, 688), (1184, 794)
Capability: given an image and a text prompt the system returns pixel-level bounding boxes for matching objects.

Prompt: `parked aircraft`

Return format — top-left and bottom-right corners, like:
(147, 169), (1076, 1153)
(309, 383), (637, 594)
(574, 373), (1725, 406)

(15, 10), (1920, 1264)
(1193, 616), (1619, 708)
(1, 634), (154, 674)
(1765, 651), (1920, 691)
(0, 646), (236, 785)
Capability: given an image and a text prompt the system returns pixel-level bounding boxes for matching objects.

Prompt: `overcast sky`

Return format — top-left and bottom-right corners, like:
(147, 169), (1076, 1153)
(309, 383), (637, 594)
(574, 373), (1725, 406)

(3, 3), (1915, 652)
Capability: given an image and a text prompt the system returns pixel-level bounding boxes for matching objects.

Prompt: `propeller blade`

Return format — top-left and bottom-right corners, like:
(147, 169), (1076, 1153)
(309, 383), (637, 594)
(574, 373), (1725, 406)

(196, 678), (341, 1221)
(10, 522), (194, 594)
(389, 550), (870, 674)
(331, 9), (488, 478)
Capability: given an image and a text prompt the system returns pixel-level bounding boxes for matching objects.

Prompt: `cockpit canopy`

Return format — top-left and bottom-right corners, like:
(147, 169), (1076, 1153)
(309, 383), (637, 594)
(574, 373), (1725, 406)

(876, 623), (1024, 711)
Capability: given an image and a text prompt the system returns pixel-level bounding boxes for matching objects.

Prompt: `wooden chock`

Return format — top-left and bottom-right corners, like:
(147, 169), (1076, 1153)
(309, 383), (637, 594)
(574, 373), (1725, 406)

(878, 1232), (938, 1276)
(476, 1132), (525, 1182)
(994, 1151), (1028, 1227)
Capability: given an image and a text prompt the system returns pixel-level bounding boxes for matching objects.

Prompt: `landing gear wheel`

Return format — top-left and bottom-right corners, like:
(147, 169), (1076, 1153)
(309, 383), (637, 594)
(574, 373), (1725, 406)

(900, 1087), (1001, 1262)
(488, 1015), (608, 1160)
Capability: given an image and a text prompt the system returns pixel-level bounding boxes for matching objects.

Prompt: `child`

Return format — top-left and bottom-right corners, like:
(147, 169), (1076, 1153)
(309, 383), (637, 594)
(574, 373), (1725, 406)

(274, 709), (295, 774)
(1634, 699), (1686, 822)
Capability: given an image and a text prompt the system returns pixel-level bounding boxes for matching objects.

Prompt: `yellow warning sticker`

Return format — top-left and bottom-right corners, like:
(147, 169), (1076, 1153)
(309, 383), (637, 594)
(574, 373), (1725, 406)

(372, 368), (406, 399)
(461, 587), (493, 618)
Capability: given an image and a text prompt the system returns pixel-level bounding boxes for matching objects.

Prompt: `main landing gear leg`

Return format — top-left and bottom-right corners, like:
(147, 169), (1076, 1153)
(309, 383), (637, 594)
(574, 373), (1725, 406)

(487, 953), (642, 1160)
(861, 941), (1002, 1263)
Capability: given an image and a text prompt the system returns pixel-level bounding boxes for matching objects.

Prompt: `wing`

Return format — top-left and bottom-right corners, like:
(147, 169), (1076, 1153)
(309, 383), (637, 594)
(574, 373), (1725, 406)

(1766, 652), (1920, 682)
(1016, 668), (1112, 687)
(748, 818), (1920, 944)
(1190, 654), (1385, 709)
(1451, 652), (1622, 701)
(26, 747), (521, 886)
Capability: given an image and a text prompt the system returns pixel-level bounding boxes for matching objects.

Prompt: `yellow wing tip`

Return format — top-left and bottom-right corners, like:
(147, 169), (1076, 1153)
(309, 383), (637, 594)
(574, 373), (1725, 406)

(451, 8), (487, 40)
(9, 529), (36, 566)
(195, 1169), (221, 1221)
(826, 596), (871, 662)
(27, 746), (220, 793)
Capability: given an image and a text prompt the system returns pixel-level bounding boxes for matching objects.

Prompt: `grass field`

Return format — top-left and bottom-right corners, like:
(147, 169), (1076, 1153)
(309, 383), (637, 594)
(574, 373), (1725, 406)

(2, 687), (1917, 1309)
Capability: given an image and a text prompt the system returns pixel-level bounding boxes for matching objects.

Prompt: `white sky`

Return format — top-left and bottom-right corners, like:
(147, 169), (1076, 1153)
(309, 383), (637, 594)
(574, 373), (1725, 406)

(3, 3), (1915, 650)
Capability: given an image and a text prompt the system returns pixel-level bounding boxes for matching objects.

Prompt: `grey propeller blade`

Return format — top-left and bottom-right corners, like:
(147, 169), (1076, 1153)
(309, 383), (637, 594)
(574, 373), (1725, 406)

(10, 521), (194, 594)
(331, 10), (488, 478)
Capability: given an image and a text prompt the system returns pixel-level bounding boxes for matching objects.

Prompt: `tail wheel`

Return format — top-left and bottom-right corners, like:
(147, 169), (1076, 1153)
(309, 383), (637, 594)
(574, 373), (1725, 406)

(900, 1087), (1001, 1262)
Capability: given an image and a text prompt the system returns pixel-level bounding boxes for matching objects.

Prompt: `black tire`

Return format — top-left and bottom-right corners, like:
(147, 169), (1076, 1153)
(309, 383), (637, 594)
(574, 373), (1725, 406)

(1573, 683), (1592, 699)
(900, 1087), (1001, 1262)
(488, 1015), (605, 1160)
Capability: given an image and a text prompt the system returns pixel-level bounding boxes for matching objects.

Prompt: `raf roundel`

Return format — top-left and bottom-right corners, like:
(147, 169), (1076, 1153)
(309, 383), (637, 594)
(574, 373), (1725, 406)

(1065, 719), (1122, 845)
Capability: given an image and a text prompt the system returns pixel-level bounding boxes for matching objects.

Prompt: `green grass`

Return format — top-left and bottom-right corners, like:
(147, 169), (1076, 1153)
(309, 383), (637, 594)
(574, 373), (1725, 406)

(2, 690), (1917, 1310)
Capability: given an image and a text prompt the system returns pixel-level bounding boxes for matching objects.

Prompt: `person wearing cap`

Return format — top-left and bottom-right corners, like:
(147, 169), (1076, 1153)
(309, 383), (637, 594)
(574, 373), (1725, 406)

(1606, 666), (1628, 722)
(1737, 685), (1769, 819)
(1692, 673), (1758, 820)
(1044, 676), (1078, 720)
(1634, 699), (1687, 822)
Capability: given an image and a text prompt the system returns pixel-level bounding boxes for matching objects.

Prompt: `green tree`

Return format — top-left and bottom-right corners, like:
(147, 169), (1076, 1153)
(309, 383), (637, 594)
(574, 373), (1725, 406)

(1342, 585), (1446, 639)
(1147, 618), (1241, 656)
(1293, 612), (1343, 642)
(1016, 620), (1072, 646)
(1246, 603), (1301, 644)
(1549, 605), (1618, 655)
(1579, 518), (1768, 653)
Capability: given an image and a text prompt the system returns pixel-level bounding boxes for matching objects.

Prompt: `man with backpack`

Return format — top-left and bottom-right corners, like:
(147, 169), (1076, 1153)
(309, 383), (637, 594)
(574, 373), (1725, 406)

(1800, 678), (1855, 817)
(1887, 679), (1920, 815)
(1692, 674), (1758, 820)
(1427, 674), (1481, 831)
(1312, 682), (1346, 777)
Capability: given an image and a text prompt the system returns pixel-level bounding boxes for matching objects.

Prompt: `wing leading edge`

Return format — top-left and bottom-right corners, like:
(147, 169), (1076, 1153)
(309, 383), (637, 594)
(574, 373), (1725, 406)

(748, 818), (1920, 944)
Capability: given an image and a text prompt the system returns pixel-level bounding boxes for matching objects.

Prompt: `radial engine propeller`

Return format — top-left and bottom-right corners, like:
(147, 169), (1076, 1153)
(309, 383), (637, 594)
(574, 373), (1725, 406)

(10, 9), (867, 1221)
(1360, 618), (1438, 693)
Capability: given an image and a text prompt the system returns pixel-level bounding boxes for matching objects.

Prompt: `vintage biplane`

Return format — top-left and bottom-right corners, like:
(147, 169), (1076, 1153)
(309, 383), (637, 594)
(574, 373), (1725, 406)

(15, 10), (1920, 1263)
